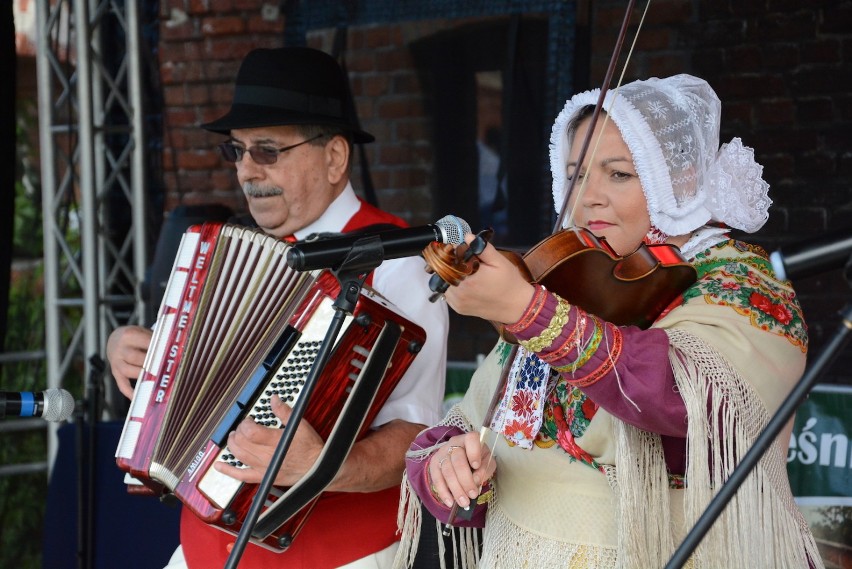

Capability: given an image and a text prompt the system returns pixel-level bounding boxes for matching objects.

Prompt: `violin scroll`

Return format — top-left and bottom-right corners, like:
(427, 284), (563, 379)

(423, 228), (494, 302)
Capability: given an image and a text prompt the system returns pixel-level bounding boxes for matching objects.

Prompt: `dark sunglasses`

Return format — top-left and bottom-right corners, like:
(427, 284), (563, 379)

(217, 133), (326, 165)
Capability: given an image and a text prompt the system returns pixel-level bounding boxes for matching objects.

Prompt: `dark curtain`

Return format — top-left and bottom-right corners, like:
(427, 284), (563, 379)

(410, 17), (550, 249)
(0, 2), (16, 352)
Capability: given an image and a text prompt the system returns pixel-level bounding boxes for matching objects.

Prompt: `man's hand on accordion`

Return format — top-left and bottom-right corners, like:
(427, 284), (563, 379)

(106, 325), (154, 399)
(213, 394), (324, 487)
(212, 393), (424, 494)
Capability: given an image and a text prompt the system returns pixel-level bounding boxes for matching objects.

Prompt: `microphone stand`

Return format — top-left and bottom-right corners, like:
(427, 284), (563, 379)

(665, 302), (852, 568)
(223, 236), (385, 569)
(77, 354), (105, 569)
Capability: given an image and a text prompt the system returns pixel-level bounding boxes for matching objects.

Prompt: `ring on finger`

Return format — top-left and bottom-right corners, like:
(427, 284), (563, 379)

(438, 457), (450, 469)
(447, 445), (462, 457)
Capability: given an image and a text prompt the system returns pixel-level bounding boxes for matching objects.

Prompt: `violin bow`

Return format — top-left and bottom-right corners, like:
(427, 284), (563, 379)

(442, 343), (517, 535)
(440, 0), (651, 532)
(557, 0), (651, 231)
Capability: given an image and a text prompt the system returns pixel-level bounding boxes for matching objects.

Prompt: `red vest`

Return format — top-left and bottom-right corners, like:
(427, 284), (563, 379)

(180, 199), (409, 568)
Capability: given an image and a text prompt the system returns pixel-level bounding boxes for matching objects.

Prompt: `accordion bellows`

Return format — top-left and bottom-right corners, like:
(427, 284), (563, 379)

(115, 223), (425, 550)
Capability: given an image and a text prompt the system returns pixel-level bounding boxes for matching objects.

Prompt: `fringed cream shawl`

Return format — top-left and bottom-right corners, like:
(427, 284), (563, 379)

(395, 240), (822, 569)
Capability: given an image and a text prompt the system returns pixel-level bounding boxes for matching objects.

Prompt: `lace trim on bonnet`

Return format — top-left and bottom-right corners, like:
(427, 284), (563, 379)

(549, 74), (770, 237)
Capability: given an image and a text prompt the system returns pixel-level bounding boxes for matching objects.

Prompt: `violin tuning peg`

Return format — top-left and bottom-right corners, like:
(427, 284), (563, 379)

(466, 228), (493, 258)
(478, 227), (495, 241)
(429, 292), (445, 303)
(429, 273), (449, 294)
(467, 240), (485, 258)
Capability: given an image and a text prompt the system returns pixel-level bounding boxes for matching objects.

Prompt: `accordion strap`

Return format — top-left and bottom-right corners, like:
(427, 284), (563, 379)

(252, 319), (402, 541)
(225, 254), (387, 567)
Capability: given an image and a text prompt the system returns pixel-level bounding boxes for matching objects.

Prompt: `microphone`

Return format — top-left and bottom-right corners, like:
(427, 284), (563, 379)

(286, 215), (471, 271)
(0, 389), (75, 422)
(769, 227), (852, 281)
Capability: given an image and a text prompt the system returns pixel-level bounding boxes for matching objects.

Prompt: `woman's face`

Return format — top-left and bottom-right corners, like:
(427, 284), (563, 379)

(565, 115), (651, 256)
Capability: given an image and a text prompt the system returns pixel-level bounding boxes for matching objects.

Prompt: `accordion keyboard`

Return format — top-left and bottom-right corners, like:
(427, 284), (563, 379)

(197, 297), (353, 508)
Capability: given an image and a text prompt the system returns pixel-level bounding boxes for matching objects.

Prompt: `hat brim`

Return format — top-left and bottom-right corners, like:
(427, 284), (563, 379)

(202, 104), (375, 144)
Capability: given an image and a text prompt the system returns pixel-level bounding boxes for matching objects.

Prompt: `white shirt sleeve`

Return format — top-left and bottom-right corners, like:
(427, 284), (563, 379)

(368, 255), (449, 427)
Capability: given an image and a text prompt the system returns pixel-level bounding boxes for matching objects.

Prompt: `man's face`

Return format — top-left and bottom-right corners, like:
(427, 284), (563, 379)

(228, 125), (344, 238)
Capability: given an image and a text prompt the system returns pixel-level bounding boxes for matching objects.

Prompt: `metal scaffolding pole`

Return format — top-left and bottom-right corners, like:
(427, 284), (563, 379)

(34, 0), (148, 470)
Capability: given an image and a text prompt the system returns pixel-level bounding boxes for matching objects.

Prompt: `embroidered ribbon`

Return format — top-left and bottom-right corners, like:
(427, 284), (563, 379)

(489, 346), (552, 449)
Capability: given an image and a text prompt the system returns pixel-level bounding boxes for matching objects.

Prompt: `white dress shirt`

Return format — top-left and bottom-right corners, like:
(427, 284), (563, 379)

(294, 183), (449, 427)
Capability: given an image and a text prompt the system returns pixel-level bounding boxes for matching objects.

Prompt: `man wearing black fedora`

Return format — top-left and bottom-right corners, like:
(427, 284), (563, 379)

(106, 46), (449, 568)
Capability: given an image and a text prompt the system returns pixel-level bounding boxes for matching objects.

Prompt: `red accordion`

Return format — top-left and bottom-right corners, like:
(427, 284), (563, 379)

(115, 223), (425, 550)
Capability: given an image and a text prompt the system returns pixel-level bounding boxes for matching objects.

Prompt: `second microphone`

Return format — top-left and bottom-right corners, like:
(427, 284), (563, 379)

(286, 215), (471, 272)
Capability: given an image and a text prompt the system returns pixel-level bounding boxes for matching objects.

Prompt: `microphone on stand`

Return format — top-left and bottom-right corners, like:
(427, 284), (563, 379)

(0, 388), (76, 422)
(286, 215), (471, 271)
(769, 227), (852, 281)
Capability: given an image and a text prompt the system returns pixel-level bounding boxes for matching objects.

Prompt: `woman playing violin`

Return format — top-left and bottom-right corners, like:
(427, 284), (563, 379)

(394, 74), (822, 569)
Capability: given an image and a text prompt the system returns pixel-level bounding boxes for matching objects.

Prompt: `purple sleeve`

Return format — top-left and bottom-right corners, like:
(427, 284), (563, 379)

(405, 425), (488, 528)
(509, 290), (688, 438)
(580, 325), (687, 437)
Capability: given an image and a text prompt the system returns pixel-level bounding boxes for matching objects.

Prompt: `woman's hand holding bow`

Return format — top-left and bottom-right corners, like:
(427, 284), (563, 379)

(427, 432), (497, 510)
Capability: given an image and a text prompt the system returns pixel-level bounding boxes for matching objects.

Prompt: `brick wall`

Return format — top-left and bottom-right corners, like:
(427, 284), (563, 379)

(156, 1), (852, 378)
(684, 0), (852, 382)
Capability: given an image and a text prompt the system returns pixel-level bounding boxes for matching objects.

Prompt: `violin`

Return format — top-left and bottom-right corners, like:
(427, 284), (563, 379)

(423, 225), (696, 332)
(423, 224), (698, 535)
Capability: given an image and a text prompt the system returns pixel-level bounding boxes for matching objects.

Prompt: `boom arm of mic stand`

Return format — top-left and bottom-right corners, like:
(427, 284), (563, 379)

(223, 239), (382, 569)
(665, 303), (852, 569)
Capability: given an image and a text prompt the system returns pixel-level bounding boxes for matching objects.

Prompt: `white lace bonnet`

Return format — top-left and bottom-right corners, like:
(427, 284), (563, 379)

(550, 74), (771, 237)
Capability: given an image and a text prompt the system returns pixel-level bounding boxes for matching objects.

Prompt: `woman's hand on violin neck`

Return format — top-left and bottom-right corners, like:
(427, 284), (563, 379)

(444, 240), (535, 325)
(428, 433), (496, 509)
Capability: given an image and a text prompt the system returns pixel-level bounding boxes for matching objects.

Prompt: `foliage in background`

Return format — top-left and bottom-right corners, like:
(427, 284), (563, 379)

(812, 506), (852, 546)
(1, 97), (47, 569)
(0, 267), (48, 569)
(14, 99), (42, 259)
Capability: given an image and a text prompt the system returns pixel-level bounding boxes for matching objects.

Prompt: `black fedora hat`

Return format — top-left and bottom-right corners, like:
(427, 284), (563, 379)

(202, 47), (374, 143)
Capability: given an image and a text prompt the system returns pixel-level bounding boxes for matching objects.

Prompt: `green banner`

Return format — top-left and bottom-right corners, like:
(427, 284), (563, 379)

(788, 384), (852, 506)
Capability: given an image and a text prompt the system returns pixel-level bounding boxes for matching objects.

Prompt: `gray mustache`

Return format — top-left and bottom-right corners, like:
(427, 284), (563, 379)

(243, 183), (283, 198)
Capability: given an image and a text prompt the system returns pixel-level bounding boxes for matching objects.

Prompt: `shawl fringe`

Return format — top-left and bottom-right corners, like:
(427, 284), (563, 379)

(394, 405), (481, 569)
(605, 329), (823, 567)
(395, 331), (823, 568)
(477, 504), (617, 568)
